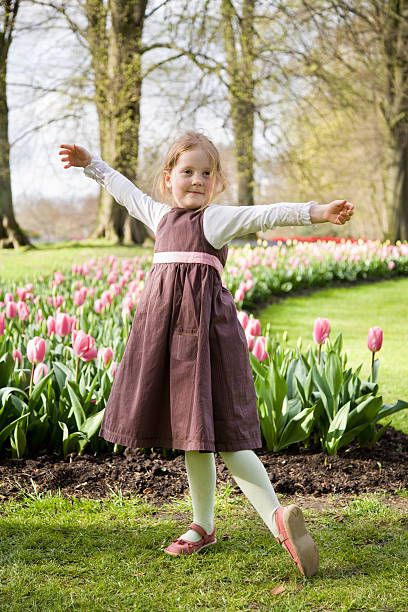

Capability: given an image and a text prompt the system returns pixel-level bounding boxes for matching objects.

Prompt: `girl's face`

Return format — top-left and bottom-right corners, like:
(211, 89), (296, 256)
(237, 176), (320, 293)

(164, 147), (216, 209)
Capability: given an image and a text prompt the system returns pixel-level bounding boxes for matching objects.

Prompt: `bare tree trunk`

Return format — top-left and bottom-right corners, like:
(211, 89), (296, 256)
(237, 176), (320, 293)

(221, 0), (255, 208)
(85, 0), (148, 244)
(0, 0), (30, 248)
(108, 0), (148, 245)
(382, 0), (408, 241)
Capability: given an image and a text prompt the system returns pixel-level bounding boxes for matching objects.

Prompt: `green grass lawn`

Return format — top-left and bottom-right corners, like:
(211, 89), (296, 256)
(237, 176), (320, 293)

(258, 278), (408, 434)
(0, 487), (407, 611)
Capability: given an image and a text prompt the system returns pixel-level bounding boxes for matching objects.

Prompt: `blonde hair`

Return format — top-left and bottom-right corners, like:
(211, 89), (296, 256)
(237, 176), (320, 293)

(158, 131), (227, 209)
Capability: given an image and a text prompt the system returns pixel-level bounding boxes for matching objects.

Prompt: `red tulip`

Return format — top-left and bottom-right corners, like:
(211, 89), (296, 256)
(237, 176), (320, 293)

(252, 336), (268, 361)
(33, 363), (49, 384)
(367, 327), (383, 353)
(313, 318), (330, 345)
(27, 337), (46, 364)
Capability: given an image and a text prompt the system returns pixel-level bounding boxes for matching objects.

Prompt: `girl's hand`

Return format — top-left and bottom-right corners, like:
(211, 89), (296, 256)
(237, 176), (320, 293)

(310, 200), (354, 225)
(59, 144), (92, 168)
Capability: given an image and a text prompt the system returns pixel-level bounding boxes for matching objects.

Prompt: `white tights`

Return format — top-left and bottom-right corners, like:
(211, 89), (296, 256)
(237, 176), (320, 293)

(180, 450), (281, 543)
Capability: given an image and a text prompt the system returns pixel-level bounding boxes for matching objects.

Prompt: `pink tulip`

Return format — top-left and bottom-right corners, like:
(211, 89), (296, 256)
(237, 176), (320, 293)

(27, 337), (46, 364)
(252, 336), (268, 361)
(70, 316), (77, 331)
(54, 270), (64, 285)
(26, 283), (33, 292)
(247, 318), (261, 337)
(13, 348), (22, 366)
(16, 287), (27, 301)
(17, 301), (29, 321)
(107, 271), (117, 284)
(101, 290), (112, 306)
(246, 332), (255, 351)
(237, 311), (249, 330)
(136, 270), (145, 281)
(94, 299), (103, 314)
(36, 309), (44, 323)
(245, 279), (254, 291)
(367, 327), (383, 353)
(111, 361), (118, 378)
(388, 260), (395, 270)
(313, 318), (330, 345)
(47, 316), (56, 335)
(55, 312), (70, 336)
(72, 330), (97, 361)
(234, 288), (245, 303)
(74, 288), (86, 306)
(0, 312), (4, 335)
(5, 301), (17, 318)
(100, 347), (113, 367)
(47, 295), (64, 308)
(33, 363), (49, 384)
(4, 292), (13, 303)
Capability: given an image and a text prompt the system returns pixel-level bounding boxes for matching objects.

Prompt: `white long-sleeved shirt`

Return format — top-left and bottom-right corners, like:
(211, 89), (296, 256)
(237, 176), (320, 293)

(84, 156), (314, 249)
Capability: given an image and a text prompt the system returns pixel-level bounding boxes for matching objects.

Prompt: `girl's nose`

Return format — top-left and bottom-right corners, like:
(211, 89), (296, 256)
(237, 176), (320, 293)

(192, 174), (203, 185)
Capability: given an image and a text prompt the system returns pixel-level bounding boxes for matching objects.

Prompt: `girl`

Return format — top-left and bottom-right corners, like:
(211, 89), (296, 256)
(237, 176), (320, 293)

(59, 132), (353, 577)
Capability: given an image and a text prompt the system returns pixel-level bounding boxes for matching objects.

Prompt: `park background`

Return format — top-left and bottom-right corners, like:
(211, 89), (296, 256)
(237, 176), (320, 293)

(1, 2), (408, 611)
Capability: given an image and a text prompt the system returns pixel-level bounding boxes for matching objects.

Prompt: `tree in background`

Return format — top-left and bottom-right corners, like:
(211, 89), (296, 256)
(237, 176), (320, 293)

(0, 0), (30, 248)
(280, 0), (408, 241)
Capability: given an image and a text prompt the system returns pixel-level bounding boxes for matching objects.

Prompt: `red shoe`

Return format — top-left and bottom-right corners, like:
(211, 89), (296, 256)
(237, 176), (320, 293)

(275, 505), (319, 577)
(165, 523), (217, 556)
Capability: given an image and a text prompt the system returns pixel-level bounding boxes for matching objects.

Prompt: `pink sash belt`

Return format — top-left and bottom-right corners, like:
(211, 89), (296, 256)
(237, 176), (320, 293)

(153, 251), (224, 276)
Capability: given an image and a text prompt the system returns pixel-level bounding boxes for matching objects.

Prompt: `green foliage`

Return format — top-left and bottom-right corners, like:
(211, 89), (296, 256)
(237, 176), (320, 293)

(251, 332), (408, 455)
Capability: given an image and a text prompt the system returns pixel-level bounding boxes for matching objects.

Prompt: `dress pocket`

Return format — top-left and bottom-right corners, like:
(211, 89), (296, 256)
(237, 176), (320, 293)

(170, 329), (199, 361)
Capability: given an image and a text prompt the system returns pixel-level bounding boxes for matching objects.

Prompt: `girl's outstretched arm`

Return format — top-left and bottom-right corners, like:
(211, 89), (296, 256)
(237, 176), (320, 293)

(58, 144), (170, 234)
(203, 199), (354, 250)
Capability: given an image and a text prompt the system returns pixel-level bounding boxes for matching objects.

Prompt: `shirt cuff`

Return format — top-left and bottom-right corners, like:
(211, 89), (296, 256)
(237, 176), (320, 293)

(83, 155), (105, 183)
(300, 201), (316, 226)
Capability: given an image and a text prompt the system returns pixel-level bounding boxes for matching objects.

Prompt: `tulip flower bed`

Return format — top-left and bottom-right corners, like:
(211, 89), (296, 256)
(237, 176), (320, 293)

(0, 242), (407, 460)
(227, 239), (408, 309)
(245, 322), (407, 455)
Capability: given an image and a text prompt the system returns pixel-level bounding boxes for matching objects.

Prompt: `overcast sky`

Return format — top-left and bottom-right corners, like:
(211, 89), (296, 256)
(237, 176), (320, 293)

(8, 1), (233, 205)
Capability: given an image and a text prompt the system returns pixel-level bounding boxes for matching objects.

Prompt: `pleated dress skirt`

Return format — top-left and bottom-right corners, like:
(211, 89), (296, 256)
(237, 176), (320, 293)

(98, 207), (262, 452)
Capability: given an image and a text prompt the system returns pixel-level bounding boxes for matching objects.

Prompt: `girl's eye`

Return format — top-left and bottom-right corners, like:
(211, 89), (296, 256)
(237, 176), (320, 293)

(204, 171), (210, 176)
(184, 170), (192, 174)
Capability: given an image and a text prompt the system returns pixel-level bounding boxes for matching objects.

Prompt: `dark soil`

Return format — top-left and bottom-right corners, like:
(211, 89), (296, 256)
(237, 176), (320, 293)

(0, 427), (407, 506)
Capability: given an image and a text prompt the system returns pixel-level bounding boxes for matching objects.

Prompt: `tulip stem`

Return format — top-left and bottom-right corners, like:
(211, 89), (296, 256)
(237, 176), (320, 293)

(75, 356), (80, 383)
(371, 351), (375, 382)
(29, 363), (34, 396)
(318, 344), (321, 364)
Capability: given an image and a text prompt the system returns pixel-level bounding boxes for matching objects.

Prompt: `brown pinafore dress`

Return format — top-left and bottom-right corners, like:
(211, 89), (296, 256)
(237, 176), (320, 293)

(98, 207), (262, 452)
